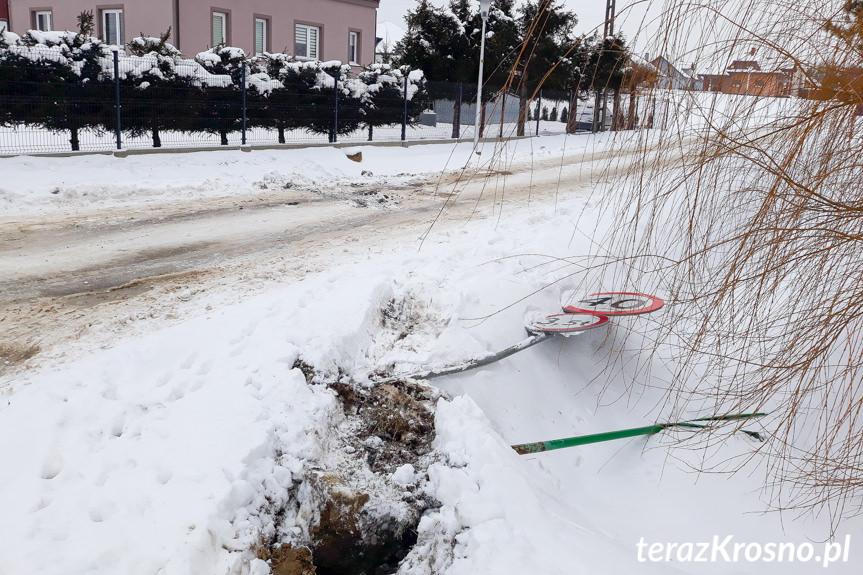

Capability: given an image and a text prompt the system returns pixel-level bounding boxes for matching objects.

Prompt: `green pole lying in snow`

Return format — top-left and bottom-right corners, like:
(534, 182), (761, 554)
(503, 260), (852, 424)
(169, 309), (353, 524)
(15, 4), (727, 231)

(511, 412), (767, 455)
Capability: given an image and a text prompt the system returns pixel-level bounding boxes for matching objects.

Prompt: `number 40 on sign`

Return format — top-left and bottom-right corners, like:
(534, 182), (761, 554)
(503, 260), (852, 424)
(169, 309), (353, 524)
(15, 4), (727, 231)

(526, 292), (664, 335)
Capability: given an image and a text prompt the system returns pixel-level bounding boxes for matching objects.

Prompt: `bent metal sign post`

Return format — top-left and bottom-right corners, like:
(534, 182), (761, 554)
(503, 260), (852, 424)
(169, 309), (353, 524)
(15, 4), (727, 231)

(377, 292), (664, 383)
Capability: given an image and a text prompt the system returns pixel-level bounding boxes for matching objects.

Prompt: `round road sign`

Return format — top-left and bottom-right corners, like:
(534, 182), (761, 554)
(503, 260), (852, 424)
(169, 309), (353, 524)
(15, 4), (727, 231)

(562, 292), (664, 316)
(527, 312), (609, 335)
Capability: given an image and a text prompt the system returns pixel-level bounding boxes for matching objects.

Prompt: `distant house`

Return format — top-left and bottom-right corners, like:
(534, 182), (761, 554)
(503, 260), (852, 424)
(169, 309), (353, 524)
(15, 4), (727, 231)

(649, 56), (702, 90)
(722, 60), (790, 96)
(4, 0), (379, 67)
(701, 60), (792, 96)
(781, 64), (820, 98)
(700, 73), (725, 92)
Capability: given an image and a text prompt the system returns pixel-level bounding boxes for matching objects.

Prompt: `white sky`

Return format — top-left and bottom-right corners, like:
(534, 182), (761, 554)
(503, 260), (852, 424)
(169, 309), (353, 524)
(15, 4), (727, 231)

(377, 0), (658, 53)
(376, 1), (819, 72)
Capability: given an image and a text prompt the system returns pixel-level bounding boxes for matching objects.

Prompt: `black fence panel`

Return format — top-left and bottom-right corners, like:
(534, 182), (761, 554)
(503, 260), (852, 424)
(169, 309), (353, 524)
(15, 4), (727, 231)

(0, 62), (577, 155)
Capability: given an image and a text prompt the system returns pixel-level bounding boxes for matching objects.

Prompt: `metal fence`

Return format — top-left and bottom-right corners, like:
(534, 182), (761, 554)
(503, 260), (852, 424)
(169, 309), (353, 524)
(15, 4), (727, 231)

(0, 57), (591, 155)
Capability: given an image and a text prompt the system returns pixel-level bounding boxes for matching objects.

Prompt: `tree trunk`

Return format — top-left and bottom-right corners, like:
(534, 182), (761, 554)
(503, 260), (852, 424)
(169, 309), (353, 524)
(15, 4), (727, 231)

(480, 100), (487, 139)
(220, 129), (228, 146)
(611, 89), (622, 131)
(69, 127), (80, 152)
(517, 94), (529, 137)
(517, 66), (530, 137)
(152, 126), (162, 148)
(368, 124), (374, 141)
(566, 92), (579, 133)
(278, 126), (286, 144)
(498, 92), (507, 138)
(627, 91), (637, 130)
(592, 91), (602, 133)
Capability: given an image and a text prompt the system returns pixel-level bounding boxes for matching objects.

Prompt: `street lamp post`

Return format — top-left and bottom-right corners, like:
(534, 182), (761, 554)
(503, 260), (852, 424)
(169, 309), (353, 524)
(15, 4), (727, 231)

(474, 0), (492, 149)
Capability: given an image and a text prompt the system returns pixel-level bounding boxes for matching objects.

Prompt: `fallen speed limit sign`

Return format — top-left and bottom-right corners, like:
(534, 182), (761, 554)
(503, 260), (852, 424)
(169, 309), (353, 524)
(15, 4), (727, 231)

(562, 292), (664, 316)
(527, 312), (609, 335)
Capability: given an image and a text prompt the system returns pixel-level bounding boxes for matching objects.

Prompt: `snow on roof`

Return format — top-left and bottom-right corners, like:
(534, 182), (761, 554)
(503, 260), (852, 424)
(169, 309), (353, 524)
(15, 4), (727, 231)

(728, 60), (760, 71)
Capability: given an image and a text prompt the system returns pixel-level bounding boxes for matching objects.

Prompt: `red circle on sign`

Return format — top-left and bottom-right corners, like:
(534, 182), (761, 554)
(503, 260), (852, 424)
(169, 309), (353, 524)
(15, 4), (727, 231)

(527, 312), (609, 334)
(562, 292), (664, 316)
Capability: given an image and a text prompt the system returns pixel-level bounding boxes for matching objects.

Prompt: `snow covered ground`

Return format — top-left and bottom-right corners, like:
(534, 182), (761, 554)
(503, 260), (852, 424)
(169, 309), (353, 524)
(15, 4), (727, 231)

(1, 121), (861, 574)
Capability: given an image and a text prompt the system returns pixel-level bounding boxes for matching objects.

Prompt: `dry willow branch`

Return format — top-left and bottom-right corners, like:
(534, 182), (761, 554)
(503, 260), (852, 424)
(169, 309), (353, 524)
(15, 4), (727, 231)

(589, 0), (863, 528)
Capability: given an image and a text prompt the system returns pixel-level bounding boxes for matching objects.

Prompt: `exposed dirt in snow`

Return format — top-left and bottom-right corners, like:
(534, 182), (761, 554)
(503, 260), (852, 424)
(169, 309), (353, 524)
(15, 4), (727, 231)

(255, 341), (444, 574)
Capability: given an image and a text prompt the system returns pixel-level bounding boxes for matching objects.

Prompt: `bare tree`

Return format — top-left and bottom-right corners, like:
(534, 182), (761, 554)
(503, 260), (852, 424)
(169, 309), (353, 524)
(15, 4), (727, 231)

(593, 0), (863, 528)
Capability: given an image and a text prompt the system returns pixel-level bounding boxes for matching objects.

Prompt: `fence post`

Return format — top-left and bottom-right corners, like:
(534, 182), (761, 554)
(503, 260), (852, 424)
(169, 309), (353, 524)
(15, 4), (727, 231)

(113, 51), (122, 150)
(401, 74), (408, 141)
(453, 82), (462, 139)
(535, 89), (542, 136)
(332, 69), (340, 144)
(241, 61), (247, 145)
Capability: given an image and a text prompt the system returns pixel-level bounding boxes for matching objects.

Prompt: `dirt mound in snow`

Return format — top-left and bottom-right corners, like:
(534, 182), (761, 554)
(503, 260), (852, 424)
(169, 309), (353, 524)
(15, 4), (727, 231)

(257, 359), (444, 575)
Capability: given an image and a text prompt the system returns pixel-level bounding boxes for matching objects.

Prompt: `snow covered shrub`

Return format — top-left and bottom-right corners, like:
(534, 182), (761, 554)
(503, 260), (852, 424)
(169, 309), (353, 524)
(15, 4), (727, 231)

(120, 32), (195, 147)
(309, 61), (363, 141)
(255, 55), (358, 142)
(194, 46), (249, 145)
(257, 53), (318, 143)
(0, 27), (115, 150)
(358, 63), (426, 140)
(1, 25), (427, 148)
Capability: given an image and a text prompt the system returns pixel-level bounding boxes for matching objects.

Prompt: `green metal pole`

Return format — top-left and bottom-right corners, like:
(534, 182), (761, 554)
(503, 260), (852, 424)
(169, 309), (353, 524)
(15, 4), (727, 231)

(512, 413), (767, 455)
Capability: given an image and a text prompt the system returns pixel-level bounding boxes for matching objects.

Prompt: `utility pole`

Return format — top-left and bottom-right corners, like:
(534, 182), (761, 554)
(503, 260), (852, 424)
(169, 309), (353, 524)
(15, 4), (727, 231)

(474, 0), (492, 150)
(599, 0), (616, 131)
(604, 0), (616, 37)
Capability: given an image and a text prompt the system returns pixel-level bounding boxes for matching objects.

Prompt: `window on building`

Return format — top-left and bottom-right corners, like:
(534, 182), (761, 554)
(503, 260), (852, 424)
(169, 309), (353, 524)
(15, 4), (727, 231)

(295, 24), (319, 60)
(255, 18), (268, 54)
(754, 80), (765, 88)
(102, 9), (124, 46)
(212, 11), (227, 46)
(35, 11), (53, 31)
(348, 31), (359, 64)
(1, 19), (9, 32)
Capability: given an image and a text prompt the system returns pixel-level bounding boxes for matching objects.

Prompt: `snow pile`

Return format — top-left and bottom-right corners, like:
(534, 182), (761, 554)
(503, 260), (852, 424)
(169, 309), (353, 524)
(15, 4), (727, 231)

(0, 294), (337, 574)
(0, 141), (473, 217)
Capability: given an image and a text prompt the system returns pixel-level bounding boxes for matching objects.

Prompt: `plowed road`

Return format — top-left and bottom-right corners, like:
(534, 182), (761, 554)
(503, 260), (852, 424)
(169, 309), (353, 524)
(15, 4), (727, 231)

(0, 145), (660, 369)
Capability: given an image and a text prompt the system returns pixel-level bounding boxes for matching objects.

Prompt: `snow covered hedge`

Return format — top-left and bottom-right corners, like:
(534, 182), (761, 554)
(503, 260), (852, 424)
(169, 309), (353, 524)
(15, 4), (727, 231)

(0, 29), (426, 150)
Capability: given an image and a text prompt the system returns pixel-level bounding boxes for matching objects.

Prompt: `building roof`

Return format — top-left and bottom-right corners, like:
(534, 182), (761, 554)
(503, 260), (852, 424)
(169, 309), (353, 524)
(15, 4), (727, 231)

(728, 60), (760, 71)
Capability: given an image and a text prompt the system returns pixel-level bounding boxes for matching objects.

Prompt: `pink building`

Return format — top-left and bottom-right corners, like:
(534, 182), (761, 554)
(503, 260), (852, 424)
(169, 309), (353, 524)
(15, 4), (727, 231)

(4, 0), (379, 67)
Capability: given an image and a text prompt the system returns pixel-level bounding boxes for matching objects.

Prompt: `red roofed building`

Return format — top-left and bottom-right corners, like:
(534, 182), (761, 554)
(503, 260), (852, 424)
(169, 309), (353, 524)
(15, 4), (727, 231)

(1, 2), (10, 31)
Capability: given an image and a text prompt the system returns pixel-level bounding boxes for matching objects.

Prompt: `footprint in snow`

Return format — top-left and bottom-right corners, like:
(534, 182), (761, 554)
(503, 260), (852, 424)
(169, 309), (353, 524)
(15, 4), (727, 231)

(179, 352), (198, 370)
(40, 452), (64, 480)
(196, 360), (213, 376)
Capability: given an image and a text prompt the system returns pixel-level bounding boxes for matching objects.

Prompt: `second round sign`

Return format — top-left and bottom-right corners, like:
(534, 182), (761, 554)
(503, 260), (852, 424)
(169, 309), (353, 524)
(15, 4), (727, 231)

(527, 312), (609, 335)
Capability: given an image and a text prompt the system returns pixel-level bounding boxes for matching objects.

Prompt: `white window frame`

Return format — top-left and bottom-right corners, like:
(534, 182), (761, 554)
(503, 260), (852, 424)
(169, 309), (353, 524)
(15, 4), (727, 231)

(1, 18), (9, 32)
(348, 31), (359, 65)
(102, 9), (124, 46)
(212, 11), (227, 46)
(295, 23), (320, 60)
(254, 17), (268, 55)
(35, 11), (53, 31)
